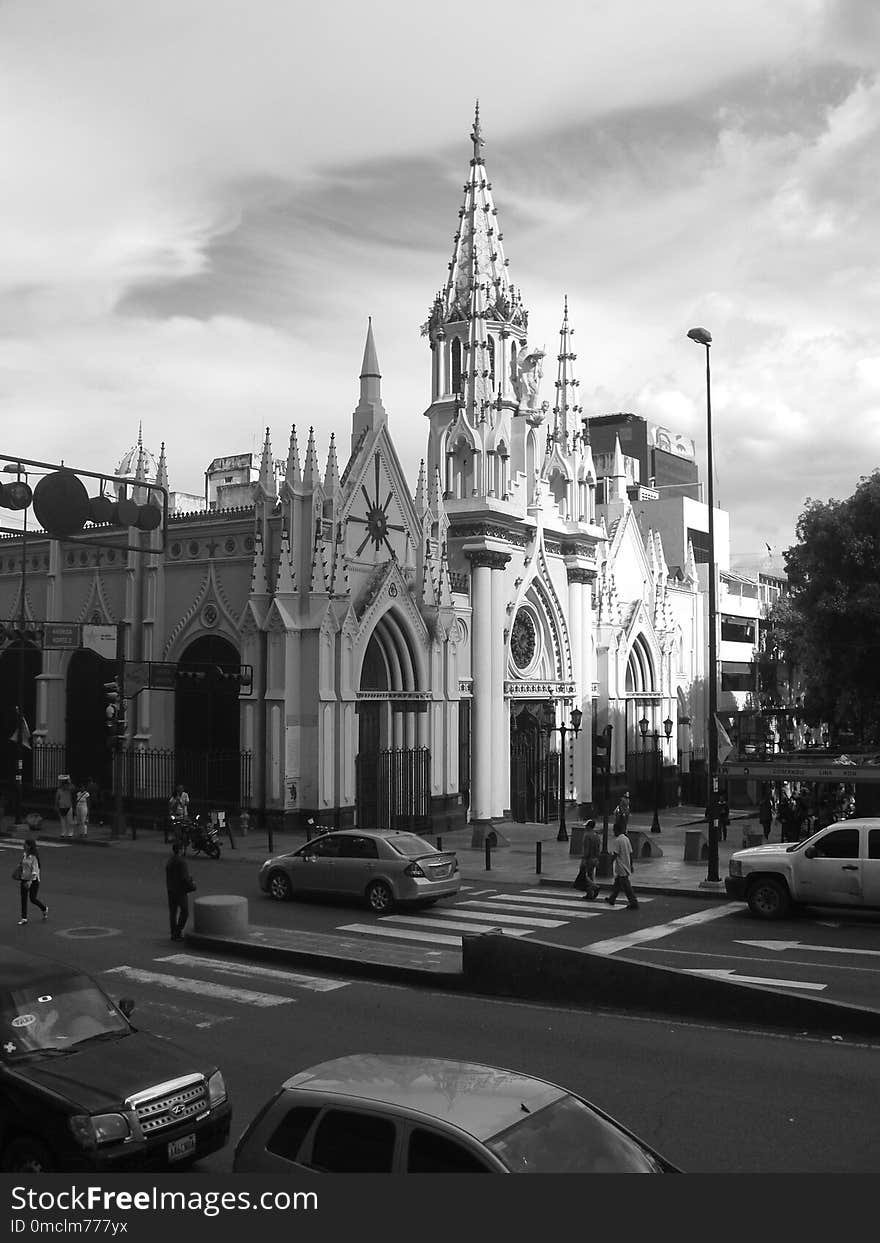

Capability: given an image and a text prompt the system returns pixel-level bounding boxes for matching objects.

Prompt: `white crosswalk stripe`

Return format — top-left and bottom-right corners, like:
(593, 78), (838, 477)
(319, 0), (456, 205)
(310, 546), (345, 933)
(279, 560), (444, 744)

(0, 838), (73, 850)
(429, 908), (565, 929)
(518, 888), (654, 904)
(154, 954), (349, 991)
(339, 924), (463, 946)
(105, 965), (296, 1007)
(458, 899), (601, 919)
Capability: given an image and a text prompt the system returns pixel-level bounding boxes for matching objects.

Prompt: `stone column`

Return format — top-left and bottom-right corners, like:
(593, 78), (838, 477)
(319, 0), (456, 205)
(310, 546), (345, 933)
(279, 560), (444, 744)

(565, 562), (596, 818)
(491, 552), (511, 818)
(464, 546), (510, 842)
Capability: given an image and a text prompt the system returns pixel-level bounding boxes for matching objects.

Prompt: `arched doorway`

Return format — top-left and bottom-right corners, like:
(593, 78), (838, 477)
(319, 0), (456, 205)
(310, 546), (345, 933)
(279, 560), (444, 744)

(175, 635), (243, 804)
(0, 640), (41, 804)
(66, 649), (115, 802)
(509, 705), (557, 824)
(355, 611), (429, 831)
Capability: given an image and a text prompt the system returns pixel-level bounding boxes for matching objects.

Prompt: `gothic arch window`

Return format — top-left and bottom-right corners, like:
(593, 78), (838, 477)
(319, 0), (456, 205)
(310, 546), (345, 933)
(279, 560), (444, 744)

(549, 468), (567, 514)
(451, 437), (474, 499)
(526, 431), (537, 504)
(452, 338), (462, 395)
(625, 634), (656, 694)
(487, 336), (495, 387)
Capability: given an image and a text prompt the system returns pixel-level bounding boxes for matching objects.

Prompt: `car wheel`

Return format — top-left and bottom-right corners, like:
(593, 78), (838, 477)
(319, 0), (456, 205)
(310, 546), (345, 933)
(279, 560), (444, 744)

(2, 1135), (54, 1173)
(366, 879), (395, 914)
(747, 877), (791, 920)
(267, 870), (293, 901)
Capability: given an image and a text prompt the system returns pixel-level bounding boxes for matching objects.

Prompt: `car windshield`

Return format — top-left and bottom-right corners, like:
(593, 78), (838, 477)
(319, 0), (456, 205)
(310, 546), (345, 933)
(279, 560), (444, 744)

(485, 1094), (666, 1173)
(0, 974), (129, 1060)
(386, 834), (436, 858)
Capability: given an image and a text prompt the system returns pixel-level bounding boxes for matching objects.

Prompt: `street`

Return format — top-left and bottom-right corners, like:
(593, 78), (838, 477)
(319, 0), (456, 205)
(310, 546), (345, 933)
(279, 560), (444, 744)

(2, 838), (880, 1173)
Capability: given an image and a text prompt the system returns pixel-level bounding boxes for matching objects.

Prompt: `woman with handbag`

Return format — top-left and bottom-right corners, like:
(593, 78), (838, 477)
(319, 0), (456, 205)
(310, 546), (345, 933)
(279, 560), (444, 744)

(165, 842), (196, 941)
(16, 838), (48, 925)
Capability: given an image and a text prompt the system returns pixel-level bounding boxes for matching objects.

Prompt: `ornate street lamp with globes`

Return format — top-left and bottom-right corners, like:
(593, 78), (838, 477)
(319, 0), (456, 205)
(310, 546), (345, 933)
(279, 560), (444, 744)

(639, 713), (674, 833)
(542, 699), (583, 843)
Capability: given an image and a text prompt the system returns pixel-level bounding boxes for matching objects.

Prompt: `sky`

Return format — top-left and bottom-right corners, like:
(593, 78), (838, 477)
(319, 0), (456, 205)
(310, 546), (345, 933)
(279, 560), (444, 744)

(2, 0), (879, 571)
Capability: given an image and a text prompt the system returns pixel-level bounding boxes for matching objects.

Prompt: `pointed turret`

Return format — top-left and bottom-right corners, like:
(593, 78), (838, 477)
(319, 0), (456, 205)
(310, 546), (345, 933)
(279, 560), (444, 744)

(302, 427), (319, 491)
(257, 427), (276, 498)
(607, 434), (628, 503)
(156, 442), (169, 491)
(323, 433), (340, 496)
(351, 319), (387, 453)
(284, 426), (301, 492)
(414, 460), (427, 518)
(553, 296), (582, 451)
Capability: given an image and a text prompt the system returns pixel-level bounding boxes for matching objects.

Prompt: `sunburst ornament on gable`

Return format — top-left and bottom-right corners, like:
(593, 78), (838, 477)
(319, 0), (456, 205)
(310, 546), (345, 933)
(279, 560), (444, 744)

(349, 452), (406, 557)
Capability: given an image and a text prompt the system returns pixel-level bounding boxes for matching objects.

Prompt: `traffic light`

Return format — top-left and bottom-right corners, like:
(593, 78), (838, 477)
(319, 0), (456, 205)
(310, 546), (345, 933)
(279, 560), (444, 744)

(0, 479), (32, 511)
(33, 471), (162, 539)
(593, 724), (613, 770)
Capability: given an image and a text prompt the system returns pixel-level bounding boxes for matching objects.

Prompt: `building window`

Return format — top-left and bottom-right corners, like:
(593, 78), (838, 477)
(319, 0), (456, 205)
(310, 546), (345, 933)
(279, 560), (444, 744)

(452, 339), (462, 394)
(721, 615), (756, 644)
(687, 528), (711, 564)
(721, 662), (755, 692)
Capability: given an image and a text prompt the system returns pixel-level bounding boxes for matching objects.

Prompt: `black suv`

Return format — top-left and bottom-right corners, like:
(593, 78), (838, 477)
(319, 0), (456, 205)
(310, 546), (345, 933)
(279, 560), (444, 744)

(0, 948), (231, 1172)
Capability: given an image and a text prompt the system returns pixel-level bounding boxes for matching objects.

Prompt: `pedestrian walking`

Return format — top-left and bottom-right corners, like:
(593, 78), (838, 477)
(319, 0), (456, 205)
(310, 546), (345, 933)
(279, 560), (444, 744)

(605, 822), (638, 910)
(758, 790), (773, 841)
(717, 792), (730, 842)
(165, 842), (195, 941)
(169, 784), (190, 823)
(614, 791), (630, 832)
(578, 819), (602, 900)
(54, 774), (74, 838)
(16, 838), (48, 925)
(74, 783), (90, 838)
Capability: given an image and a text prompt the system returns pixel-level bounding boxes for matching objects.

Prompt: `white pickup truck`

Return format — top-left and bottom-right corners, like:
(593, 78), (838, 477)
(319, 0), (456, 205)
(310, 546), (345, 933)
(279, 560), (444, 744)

(725, 817), (880, 919)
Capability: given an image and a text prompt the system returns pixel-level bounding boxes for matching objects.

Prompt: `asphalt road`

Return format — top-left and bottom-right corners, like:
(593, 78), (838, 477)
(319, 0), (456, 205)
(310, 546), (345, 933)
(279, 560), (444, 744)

(2, 842), (880, 1174)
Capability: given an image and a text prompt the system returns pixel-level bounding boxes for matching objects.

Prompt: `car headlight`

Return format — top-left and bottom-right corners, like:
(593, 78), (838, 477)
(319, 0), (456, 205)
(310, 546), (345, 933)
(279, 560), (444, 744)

(729, 859), (742, 878)
(69, 1112), (132, 1147)
(207, 1070), (227, 1106)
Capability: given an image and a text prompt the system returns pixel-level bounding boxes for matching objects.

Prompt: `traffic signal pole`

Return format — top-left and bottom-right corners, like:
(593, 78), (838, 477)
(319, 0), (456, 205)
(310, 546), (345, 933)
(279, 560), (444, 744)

(112, 623), (127, 840)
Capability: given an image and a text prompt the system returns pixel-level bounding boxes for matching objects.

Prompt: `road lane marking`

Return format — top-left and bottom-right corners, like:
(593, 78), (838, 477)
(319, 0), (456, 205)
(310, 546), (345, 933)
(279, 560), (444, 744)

(736, 940), (880, 959)
(430, 909), (565, 929)
(684, 967), (827, 991)
(104, 966), (296, 1007)
(520, 889), (654, 905)
(0, 839), (71, 849)
(585, 903), (740, 956)
(155, 954), (350, 990)
(494, 894), (606, 909)
(459, 900), (600, 919)
(338, 924), (463, 946)
(380, 915), (530, 935)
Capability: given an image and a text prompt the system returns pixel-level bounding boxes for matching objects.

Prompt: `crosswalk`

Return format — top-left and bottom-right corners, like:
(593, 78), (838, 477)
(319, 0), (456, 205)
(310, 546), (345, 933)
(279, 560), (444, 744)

(336, 886), (653, 948)
(103, 954), (350, 1028)
(0, 837), (73, 850)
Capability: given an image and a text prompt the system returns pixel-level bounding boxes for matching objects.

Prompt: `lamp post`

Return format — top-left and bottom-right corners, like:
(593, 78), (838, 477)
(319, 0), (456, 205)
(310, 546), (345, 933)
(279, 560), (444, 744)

(4, 464), (32, 825)
(597, 723), (614, 878)
(542, 699), (582, 843)
(638, 713), (674, 833)
(687, 326), (721, 886)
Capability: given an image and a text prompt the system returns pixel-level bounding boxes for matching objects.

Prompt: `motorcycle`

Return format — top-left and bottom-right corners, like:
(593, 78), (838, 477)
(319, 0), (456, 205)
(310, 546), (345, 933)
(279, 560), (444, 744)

(176, 815), (222, 859)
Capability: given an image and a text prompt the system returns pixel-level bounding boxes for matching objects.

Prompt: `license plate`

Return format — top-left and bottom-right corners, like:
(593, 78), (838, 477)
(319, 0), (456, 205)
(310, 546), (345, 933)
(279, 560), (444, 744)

(168, 1133), (196, 1162)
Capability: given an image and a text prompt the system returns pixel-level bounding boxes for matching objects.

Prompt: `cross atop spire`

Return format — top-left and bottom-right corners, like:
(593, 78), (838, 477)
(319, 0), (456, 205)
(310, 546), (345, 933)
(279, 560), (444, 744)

(470, 99), (484, 160)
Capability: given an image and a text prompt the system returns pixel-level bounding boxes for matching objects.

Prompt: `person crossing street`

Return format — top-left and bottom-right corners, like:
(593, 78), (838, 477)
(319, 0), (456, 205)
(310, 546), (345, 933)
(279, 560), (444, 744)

(605, 821), (638, 910)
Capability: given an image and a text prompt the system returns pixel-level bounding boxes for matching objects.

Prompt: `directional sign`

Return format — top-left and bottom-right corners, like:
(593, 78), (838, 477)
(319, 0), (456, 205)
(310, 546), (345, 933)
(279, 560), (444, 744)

(82, 624), (117, 660)
(684, 967), (826, 991)
(42, 622), (80, 649)
(123, 661), (150, 698)
(737, 939), (880, 959)
(722, 761), (880, 782)
(149, 662), (177, 690)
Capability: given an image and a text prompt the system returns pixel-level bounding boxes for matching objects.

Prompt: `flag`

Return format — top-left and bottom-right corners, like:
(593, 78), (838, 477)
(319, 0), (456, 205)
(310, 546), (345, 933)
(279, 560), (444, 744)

(715, 715), (734, 764)
(9, 712), (31, 750)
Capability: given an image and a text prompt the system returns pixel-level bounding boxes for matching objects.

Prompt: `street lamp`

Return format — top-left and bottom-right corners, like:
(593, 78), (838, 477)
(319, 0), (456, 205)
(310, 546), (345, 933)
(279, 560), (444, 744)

(597, 723), (614, 878)
(542, 699), (582, 843)
(687, 326), (722, 886)
(4, 463), (33, 825)
(638, 714), (674, 833)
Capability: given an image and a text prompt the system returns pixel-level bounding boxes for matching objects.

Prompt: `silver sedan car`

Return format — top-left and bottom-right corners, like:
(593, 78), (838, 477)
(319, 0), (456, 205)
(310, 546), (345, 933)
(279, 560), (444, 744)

(258, 829), (461, 914)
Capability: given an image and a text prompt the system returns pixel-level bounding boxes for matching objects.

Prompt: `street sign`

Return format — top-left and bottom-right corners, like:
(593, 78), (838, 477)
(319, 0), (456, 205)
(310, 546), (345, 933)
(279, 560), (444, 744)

(123, 661), (150, 698)
(149, 662), (177, 690)
(82, 624), (117, 660)
(43, 622), (80, 649)
(722, 760), (880, 783)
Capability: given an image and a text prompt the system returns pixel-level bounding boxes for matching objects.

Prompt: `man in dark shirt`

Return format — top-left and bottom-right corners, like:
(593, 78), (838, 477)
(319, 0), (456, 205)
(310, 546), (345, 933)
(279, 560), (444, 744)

(165, 843), (194, 940)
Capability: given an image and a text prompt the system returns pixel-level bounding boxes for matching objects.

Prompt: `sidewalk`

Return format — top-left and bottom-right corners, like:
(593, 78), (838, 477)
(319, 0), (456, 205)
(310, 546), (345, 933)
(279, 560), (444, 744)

(4, 804), (761, 896)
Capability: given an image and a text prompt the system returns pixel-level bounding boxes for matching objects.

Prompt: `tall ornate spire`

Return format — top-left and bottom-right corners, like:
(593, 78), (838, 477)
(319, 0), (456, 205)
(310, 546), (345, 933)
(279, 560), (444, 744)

(302, 427), (319, 491)
(351, 318), (387, 452)
(257, 427), (276, 498)
(284, 426), (301, 492)
(156, 442), (169, 491)
(553, 296), (582, 451)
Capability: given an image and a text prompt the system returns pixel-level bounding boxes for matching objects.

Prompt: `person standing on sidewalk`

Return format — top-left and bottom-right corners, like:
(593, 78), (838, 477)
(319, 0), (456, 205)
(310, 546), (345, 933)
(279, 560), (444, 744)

(54, 775), (74, 838)
(165, 843), (194, 940)
(758, 790), (773, 841)
(614, 791), (631, 832)
(17, 838), (48, 925)
(74, 783), (90, 839)
(579, 819), (601, 900)
(605, 822), (638, 909)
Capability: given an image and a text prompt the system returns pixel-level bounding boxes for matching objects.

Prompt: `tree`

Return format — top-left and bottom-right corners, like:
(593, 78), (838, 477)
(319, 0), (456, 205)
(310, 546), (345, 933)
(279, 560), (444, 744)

(779, 470), (880, 747)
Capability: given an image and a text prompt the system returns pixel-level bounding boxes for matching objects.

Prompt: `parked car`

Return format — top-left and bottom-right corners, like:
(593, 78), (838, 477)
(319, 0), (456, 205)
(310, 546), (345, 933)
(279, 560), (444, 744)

(725, 817), (880, 919)
(233, 1054), (678, 1173)
(0, 949), (231, 1173)
(258, 829), (461, 913)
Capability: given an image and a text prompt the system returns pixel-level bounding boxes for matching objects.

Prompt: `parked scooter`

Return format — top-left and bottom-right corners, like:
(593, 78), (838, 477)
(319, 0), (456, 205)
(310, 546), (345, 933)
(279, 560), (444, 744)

(178, 815), (222, 859)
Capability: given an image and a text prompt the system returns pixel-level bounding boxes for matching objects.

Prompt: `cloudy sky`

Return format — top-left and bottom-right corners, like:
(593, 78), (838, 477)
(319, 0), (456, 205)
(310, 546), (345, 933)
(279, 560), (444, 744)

(2, 0), (879, 569)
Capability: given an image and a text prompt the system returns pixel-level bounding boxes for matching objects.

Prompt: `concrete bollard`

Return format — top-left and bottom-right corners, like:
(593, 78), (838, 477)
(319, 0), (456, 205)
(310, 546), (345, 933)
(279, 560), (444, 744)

(192, 894), (248, 937)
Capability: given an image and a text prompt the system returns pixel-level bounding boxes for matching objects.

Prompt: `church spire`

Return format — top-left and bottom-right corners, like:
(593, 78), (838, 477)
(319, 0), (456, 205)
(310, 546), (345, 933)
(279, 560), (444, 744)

(553, 295), (582, 450)
(257, 427), (276, 498)
(351, 318), (387, 453)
